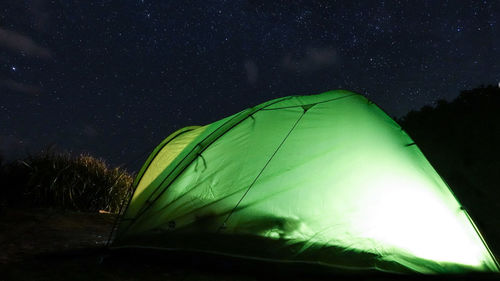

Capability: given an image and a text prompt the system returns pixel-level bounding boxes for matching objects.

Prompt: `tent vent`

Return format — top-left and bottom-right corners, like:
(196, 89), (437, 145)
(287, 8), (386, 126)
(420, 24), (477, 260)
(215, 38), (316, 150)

(301, 103), (316, 112)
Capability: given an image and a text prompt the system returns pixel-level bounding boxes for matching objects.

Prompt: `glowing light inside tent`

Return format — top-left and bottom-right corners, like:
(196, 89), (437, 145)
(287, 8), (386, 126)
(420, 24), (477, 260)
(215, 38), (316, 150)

(357, 176), (485, 267)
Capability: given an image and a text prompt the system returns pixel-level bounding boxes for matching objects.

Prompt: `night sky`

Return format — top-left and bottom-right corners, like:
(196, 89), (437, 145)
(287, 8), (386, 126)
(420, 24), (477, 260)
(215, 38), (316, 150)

(1, 0), (499, 169)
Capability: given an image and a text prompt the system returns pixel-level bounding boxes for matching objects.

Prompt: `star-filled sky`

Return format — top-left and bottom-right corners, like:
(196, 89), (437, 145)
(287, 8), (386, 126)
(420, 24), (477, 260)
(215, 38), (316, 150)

(1, 0), (499, 169)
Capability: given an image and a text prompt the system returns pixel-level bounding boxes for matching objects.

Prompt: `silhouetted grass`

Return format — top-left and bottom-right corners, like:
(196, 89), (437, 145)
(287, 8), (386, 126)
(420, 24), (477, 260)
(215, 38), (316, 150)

(0, 148), (134, 213)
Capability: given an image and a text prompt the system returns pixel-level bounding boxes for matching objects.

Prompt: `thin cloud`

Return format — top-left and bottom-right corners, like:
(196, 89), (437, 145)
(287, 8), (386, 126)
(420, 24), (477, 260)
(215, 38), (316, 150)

(1, 79), (42, 95)
(282, 47), (338, 73)
(0, 28), (51, 59)
(83, 125), (99, 138)
(244, 60), (259, 85)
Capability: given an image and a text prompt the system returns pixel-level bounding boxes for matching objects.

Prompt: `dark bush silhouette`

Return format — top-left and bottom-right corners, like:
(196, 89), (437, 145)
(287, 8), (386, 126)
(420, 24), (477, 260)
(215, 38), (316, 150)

(399, 85), (500, 255)
(0, 148), (134, 213)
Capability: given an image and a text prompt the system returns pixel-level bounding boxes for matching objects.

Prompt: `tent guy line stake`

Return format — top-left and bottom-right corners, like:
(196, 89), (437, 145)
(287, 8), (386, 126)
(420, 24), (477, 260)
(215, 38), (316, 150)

(105, 186), (134, 247)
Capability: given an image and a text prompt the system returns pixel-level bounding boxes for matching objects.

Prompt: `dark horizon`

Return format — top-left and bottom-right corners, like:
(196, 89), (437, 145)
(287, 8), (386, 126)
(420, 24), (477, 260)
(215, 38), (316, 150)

(1, 1), (499, 168)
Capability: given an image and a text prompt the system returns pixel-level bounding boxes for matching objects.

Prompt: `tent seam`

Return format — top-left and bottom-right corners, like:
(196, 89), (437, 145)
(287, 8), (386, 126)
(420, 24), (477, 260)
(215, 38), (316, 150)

(260, 93), (359, 111)
(217, 110), (307, 232)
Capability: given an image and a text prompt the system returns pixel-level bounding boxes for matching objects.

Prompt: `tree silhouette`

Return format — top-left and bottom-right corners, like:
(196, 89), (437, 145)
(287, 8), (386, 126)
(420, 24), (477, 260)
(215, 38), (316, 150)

(399, 85), (500, 255)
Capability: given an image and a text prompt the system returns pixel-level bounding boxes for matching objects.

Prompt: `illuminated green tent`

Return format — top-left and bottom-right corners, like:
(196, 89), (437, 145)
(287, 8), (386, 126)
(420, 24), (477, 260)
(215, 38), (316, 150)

(113, 90), (499, 273)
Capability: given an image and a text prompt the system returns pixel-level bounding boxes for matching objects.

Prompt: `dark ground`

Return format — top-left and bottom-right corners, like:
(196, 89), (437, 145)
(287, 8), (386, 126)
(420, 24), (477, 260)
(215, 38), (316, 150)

(1, 208), (499, 281)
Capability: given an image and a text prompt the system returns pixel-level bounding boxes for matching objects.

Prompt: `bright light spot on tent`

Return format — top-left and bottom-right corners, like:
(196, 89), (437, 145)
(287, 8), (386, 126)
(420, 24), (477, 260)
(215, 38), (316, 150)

(358, 177), (485, 267)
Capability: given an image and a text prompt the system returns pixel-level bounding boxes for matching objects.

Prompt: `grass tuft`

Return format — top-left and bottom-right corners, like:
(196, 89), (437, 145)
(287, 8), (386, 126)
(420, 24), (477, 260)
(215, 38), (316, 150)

(0, 148), (134, 213)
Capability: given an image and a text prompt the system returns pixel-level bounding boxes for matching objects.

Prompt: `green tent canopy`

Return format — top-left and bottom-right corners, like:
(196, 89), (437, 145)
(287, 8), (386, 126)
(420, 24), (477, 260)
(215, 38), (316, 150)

(112, 90), (499, 274)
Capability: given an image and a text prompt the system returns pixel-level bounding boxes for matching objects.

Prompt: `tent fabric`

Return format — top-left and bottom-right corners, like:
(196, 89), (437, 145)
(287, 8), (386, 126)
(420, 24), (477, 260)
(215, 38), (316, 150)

(113, 90), (499, 274)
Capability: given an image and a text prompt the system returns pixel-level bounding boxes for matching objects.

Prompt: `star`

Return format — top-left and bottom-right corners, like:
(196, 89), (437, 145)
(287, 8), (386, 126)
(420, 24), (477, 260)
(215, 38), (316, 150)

(11, 66), (16, 71)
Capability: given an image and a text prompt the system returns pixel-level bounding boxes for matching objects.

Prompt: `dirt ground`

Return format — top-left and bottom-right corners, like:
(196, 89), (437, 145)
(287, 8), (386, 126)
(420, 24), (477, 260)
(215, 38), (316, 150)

(0, 208), (113, 264)
(1, 208), (499, 281)
(0, 208), (260, 281)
